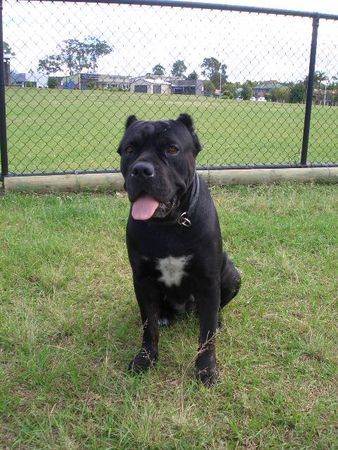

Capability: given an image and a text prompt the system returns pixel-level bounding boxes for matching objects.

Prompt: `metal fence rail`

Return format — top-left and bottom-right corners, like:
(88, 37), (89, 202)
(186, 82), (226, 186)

(1, 0), (337, 180)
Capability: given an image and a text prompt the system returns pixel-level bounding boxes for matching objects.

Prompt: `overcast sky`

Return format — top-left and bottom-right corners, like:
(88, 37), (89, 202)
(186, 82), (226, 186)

(4, 0), (338, 83)
(200, 0), (337, 15)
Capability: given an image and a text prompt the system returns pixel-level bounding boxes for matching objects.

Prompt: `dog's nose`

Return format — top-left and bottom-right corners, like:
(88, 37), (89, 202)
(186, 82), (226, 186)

(131, 162), (155, 178)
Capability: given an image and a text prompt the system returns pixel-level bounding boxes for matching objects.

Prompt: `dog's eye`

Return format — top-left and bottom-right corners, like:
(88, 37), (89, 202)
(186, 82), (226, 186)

(166, 145), (180, 156)
(125, 146), (134, 155)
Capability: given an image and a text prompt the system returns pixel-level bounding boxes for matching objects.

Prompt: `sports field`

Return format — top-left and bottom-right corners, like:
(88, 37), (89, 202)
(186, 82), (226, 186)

(5, 87), (338, 174)
(0, 184), (337, 448)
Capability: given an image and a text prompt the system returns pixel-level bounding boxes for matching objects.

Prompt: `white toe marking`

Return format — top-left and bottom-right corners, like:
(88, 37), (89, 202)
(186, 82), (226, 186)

(156, 255), (192, 287)
(158, 318), (170, 327)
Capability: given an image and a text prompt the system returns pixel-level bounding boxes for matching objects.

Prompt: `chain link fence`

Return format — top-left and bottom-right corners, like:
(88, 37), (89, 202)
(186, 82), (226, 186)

(1, 0), (337, 178)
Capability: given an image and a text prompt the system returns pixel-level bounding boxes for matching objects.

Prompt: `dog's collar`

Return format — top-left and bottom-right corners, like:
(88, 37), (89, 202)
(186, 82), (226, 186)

(177, 173), (200, 227)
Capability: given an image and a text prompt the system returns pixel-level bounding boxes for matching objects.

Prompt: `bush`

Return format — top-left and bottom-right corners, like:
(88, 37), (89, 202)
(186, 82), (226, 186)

(47, 77), (59, 89)
(222, 82), (238, 99)
(203, 80), (216, 95)
(270, 87), (290, 103)
(241, 82), (253, 100)
(289, 83), (306, 103)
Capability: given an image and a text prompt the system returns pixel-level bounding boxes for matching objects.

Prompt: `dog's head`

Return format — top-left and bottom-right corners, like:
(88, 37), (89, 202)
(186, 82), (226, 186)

(118, 114), (202, 221)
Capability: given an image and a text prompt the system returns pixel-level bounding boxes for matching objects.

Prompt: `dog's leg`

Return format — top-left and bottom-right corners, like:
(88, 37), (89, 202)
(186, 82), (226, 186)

(158, 297), (177, 327)
(220, 252), (241, 308)
(128, 278), (160, 373)
(195, 282), (220, 386)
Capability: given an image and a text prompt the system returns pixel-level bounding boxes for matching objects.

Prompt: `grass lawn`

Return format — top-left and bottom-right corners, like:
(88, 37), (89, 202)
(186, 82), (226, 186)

(5, 87), (338, 175)
(0, 183), (337, 449)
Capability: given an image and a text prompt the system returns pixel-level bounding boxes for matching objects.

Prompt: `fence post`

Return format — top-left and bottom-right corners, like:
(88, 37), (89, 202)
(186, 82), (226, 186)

(0, 0), (8, 180)
(301, 16), (319, 166)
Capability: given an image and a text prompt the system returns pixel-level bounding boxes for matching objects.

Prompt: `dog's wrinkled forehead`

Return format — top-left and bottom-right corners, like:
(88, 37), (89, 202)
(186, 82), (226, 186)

(120, 114), (202, 155)
(127, 119), (169, 138)
(124, 119), (184, 143)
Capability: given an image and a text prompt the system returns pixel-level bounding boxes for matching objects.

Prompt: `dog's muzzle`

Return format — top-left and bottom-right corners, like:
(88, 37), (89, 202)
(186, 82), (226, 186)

(127, 160), (179, 221)
(131, 161), (155, 179)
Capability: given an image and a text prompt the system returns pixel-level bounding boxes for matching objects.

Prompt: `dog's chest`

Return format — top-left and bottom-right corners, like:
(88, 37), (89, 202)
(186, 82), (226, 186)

(156, 255), (192, 287)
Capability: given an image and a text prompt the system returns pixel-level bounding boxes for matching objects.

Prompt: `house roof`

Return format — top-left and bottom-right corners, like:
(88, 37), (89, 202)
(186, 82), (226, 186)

(171, 80), (200, 87)
(98, 75), (133, 83)
(132, 78), (171, 85)
(253, 82), (283, 90)
(11, 73), (27, 83)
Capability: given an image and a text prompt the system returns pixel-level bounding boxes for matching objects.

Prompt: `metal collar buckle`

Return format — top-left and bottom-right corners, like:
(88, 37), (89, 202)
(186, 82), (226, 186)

(177, 212), (192, 227)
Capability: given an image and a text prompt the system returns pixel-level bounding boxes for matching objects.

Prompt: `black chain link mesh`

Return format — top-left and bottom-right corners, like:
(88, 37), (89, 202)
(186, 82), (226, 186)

(308, 19), (338, 164)
(2, 0), (338, 175)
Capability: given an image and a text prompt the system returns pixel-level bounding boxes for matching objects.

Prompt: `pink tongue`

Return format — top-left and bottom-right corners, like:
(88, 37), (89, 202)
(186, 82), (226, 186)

(132, 195), (160, 220)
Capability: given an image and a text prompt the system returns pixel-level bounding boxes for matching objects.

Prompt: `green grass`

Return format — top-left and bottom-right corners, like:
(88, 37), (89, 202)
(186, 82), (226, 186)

(0, 184), (337, 449)
(5, 87), (338, 174)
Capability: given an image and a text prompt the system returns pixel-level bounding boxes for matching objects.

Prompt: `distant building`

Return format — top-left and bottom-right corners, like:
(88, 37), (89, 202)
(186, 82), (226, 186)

(10, 73), (27, 87)
(10, 72), (48, 88)
(61, 74), (79, 89)
(9, 72), (48, 88)
(130, 78), (171, 94)
(61, 73), (99, 89)
(253, 81), (283, 98)
(313, 88), (338, 106)
(97, 74), (133, 90)
(62, 74), (133, 90)
(171, 79), (204, 96)
(58, 73), (204, 96)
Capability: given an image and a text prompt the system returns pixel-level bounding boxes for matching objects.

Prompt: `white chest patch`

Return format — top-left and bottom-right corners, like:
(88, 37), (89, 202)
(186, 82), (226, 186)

(156, 255), (192, 287)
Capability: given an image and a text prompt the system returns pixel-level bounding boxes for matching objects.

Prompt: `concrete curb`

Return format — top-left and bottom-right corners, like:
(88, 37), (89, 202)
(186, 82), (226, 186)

(3, 167), (337, 193)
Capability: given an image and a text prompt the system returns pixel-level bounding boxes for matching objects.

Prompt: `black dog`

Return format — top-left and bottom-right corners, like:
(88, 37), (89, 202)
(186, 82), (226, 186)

(118, 114), (241, 385)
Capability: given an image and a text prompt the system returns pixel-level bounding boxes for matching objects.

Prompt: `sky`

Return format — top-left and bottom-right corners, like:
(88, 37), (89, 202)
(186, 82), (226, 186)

(3, 0), (338, 83)
(202, 0), (338, 15)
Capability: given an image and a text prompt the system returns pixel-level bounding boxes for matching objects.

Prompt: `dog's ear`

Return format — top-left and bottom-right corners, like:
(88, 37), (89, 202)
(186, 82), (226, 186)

(177, 113), (202, 156)
(177, 113), (194, 130)
(118, 116), (138, 154)
(125, 115), (138, 129)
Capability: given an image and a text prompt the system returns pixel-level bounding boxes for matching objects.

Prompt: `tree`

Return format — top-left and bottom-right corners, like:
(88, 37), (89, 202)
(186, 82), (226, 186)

(187, 71), (198, 80)
(241, 82), (253, 100)
(314, 71), (328, 89)
(222, 82), (238, 99)
(38, 37), (113, 75)
(4, 41), (15, 57)
(328, 73), (338, 90)
(270, 86), (290, 103)
(38, 55), (62, 75)
(171, 60), (187, 78)
(152, 64), (165, 76)
(289, 83), (306, 103)
(48, 77), (60, 89)
(304, 71), (328, 89)
(203, 80), (216, 95)
(84, 36), (112, 72)
(201, 57), (227, 89)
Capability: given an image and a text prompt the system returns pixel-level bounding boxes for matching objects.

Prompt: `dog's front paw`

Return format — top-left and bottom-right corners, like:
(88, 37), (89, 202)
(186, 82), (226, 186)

(128, 348), (158, 373)
(195, 354), (218, 387)
(196, 366), (218, 386)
